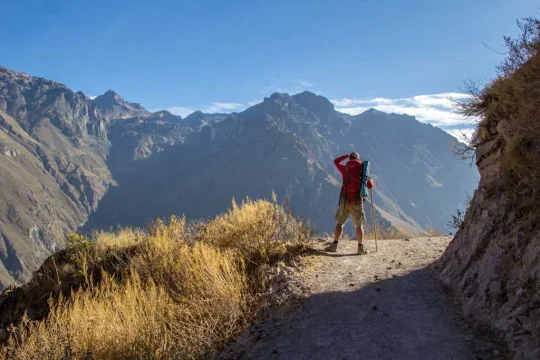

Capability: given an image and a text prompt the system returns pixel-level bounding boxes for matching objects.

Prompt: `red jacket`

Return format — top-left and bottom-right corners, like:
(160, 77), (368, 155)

(334, 155), (373, 204)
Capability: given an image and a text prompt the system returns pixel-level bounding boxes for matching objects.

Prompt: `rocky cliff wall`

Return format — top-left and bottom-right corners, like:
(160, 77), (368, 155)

(436, 52), (540, 359)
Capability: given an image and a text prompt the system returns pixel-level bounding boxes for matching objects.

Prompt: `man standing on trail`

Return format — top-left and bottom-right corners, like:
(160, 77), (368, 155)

(327, 152), (374, 255)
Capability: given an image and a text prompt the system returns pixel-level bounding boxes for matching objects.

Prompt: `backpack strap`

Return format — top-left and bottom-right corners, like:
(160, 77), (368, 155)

(354, 163), (363, 205)
(338, 166), (351, 206)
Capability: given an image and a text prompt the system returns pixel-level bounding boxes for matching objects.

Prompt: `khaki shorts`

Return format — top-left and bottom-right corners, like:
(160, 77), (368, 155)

(335, 202), (366, 227)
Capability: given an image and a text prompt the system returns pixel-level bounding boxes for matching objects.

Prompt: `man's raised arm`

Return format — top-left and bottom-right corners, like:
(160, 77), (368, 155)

(334, 154), (349, 172)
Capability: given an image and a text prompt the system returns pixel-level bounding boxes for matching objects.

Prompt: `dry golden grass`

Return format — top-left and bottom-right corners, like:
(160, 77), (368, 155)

(420, 223), (445, 237)
(93, 228), (145, 251)
(363, 222), (444, 240)
(5, 275), (174, 360)
(363, 225), (408, 240)
(200, 197), (311, 274)
(1, 198), (312, 360)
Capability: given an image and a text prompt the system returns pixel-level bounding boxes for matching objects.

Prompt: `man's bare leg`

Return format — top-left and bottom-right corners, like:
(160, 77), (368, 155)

(356, 225), (363, 244)
(325, 224), (343, 252)
(356, 225), (368, 254)
(334, 223), (344, 242)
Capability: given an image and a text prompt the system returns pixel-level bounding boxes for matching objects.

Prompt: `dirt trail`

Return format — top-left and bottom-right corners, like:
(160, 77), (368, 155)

(233, 238), (505, 360)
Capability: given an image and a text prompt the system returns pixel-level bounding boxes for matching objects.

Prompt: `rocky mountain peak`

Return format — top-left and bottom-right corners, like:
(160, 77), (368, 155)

(266, 92), (291, 103)
(0, 66), (63, 90)
(183, 110), (204, 122)
(93, 90), (144, 110)
(291, 91), (335, 117)
(363, 108), (383, 115)
(91, 90), (148, 119)
(147, 110), (182, 122)
(103, 89), (120, 97)
(183, 110), (228, 128)
(100, 90), (123, 103)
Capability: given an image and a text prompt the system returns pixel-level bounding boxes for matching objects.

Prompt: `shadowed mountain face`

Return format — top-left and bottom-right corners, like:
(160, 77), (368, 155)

(0, 65), (478, 288)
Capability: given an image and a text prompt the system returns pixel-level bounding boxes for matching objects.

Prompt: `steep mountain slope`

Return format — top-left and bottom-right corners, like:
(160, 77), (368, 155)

(0, 66), (113, 287)
(105, 110), (189, 174)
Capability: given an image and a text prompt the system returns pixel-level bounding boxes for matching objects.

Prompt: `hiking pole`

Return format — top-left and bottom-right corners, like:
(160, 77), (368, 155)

(369, 189), (378, 252)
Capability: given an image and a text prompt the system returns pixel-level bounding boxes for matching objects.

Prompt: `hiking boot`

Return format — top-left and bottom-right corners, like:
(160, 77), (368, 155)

(357, 243), (368, 255)
(325, 241), (339, 252)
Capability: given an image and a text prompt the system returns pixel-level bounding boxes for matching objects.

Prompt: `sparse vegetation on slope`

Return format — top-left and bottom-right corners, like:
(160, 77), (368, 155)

(438, 17), (540, 359)
(461, 17), (540, 211)
(0, 198), (312, 359)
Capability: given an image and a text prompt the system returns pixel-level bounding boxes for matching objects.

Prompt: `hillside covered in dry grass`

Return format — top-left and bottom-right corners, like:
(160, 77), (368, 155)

(0, 197), (312, 359)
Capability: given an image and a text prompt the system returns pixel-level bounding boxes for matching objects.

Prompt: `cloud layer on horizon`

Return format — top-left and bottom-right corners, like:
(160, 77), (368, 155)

(167, 102), (246, 117)
(166, 106), (196, 118)
(331, 92), (478, 138)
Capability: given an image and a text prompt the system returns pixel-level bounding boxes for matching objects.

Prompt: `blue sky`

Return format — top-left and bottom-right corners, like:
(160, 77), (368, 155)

(1, 0), (538, 134)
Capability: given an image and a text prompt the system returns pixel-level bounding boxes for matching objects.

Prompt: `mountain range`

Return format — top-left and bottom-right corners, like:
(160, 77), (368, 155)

(0, 65), (479, 288)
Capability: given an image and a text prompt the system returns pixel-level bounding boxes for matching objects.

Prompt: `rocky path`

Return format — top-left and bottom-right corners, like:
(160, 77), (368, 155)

(229, 238), (506, 360)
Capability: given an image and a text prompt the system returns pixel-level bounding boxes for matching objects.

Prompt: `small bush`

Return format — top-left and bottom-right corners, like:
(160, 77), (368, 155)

(422, 226), (445, 237)
(448, 194), (472, 232)
(65, 233), (92, 249)
(448, 209), (466, 232)
(198, 197), (312, 289)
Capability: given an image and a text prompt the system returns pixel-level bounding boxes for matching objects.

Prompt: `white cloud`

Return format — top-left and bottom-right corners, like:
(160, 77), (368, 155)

(294, 79), (314, 87)
(166, 102), (248, 117)
(167, 106), (196, 118)
(261, 77), (317, 96)
(331, 93), (478, 132)
(247, 99), (263, 106)
(260, 85), (303, 96)
(88, 95), (97, 100)
(203, 102), (245, 113)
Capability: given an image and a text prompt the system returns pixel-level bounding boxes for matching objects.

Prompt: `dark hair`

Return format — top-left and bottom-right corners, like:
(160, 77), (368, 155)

(349, 152), (360, 160)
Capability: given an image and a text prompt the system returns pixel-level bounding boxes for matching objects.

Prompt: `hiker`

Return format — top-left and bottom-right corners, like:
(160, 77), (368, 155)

(327, 152), (374, 255)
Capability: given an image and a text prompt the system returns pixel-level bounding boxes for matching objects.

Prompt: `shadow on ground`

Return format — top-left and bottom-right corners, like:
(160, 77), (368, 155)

(233, 264), (508, 360)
